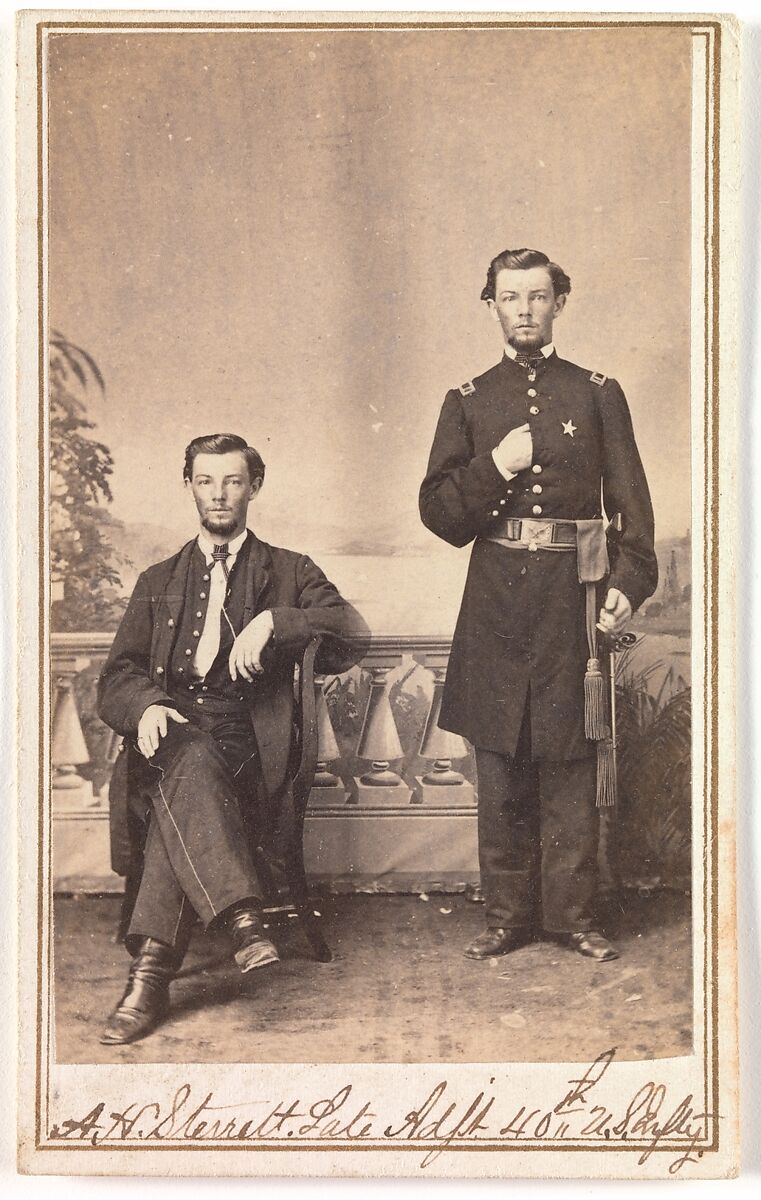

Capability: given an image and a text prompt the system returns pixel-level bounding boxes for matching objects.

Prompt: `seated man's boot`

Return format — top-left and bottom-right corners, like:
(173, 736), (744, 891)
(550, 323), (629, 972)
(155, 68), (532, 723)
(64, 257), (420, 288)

(224, 900), (280, 973)
(465, 927), (530, 960)
(100, 937), (178, 1045)
(565, 930), (619, 962)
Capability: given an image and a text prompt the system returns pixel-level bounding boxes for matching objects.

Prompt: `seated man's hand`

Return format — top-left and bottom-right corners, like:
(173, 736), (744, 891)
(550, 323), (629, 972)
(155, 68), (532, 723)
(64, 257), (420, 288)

(229, 610), (275, 682)
(493, 423), (533, 476)
(597, 588), (633, 637)
(137, 704), (189, 758)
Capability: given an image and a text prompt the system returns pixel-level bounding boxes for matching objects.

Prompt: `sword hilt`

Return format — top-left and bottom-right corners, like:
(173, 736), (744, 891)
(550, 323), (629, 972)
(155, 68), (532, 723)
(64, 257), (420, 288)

(612, 631), (637, 653)
(601, 631), (638, 654)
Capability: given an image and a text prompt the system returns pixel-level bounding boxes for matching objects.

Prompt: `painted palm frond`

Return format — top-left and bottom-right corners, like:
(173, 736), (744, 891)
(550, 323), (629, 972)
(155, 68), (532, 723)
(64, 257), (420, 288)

(50, 329), (106, 393)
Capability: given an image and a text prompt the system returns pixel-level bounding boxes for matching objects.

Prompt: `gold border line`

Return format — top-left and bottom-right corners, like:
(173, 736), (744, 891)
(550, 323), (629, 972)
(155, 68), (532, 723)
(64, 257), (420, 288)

(35, 15), (46, 1149)
(38, 19), (721, 32)
(34, 15), (724, 1159)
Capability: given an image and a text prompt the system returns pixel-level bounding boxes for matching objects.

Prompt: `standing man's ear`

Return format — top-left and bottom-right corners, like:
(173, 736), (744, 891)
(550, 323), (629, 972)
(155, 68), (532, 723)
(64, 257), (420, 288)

(249, 477), (263, 500)
(553, 293), (567, 319)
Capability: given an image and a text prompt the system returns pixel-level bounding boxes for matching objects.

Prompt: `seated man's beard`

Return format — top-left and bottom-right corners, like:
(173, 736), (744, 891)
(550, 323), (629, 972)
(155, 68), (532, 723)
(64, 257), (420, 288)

(202, 514), (238, 537)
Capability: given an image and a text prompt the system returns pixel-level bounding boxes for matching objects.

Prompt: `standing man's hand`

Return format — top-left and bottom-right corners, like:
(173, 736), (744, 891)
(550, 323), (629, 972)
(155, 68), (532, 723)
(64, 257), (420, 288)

(137, 704), (189, 758)
(229, 610), (274, 681)
(597, 588), (632, 637)
(493, 423), (533, 476)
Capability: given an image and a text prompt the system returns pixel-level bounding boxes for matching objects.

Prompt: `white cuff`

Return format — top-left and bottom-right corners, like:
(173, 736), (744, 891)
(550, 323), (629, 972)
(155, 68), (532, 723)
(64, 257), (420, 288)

(491, 448), (517, 483)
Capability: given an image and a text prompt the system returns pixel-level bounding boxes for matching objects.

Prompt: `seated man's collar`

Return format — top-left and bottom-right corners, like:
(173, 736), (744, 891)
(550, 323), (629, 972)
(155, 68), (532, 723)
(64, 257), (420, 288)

(197, 527), (249, 564)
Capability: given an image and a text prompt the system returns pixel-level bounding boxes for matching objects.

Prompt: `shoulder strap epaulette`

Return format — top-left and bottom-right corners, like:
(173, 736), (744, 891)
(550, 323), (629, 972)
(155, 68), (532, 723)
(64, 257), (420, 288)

(589, 370), (607, 387)
(458, 380), (476, 396)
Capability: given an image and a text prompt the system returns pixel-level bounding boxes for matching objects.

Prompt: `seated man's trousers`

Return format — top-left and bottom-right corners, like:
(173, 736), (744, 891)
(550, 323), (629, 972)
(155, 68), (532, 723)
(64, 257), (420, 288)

(475, 701), (599, 935)
(127, 703), (265, 950)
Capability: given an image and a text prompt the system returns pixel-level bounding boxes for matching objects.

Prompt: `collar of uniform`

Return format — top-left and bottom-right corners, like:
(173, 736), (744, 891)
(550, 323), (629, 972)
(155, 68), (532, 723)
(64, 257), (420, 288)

(503, 341), (555, 361)
(197, 527), (249, 567)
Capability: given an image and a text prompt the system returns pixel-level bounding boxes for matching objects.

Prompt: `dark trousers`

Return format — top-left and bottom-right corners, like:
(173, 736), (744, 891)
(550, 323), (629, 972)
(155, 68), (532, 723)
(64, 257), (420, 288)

(127, 702), (265, 949)
(475, 704), (599, 934)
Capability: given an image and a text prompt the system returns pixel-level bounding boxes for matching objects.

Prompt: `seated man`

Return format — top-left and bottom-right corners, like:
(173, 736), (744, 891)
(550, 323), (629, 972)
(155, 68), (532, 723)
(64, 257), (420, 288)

(97, 432), (369, 1044)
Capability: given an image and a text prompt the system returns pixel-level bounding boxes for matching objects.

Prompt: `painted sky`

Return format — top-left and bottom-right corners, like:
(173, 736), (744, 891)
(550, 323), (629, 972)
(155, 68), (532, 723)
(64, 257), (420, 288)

(48, 26), (693, 573)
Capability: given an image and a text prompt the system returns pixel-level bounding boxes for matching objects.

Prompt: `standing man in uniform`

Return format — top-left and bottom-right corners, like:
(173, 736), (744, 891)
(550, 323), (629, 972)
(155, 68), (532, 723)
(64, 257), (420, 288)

(97, 433), (368, 1043)
(419, 248), (657, 962)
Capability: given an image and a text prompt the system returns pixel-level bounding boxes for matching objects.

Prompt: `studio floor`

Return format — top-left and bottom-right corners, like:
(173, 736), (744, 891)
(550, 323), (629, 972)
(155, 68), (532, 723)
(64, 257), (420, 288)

(53, 890), (693, 1065)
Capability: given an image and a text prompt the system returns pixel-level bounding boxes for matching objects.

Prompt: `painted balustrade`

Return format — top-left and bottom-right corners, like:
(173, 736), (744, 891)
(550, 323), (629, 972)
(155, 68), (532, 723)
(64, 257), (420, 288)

(48, 631), (478, 890)
(47, 628), (689, 894)
(49, 632), (474, 807)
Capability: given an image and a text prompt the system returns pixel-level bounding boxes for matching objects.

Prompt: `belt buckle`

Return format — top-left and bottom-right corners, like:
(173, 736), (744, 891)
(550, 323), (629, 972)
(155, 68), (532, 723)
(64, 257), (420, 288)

(524, 519), (552, 551)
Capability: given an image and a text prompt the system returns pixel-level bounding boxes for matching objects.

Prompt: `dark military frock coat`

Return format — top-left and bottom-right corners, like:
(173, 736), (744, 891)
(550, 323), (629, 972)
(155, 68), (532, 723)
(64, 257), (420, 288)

(419, 351), (658, 761)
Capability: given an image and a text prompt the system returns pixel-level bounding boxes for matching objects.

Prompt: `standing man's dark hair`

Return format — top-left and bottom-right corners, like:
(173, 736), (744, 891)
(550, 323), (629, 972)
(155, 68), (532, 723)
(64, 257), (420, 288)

(420, 246), (657, 967)
(480, 248), (572, 303)
(183, 433), (266, 485)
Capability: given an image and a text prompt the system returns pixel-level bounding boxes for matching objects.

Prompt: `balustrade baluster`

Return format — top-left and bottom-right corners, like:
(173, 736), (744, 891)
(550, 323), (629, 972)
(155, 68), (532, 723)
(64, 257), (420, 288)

(352, 654), (411, 805)
(51, 656), (94, 809)
(307, 675), (350, 810)
(414, 651), (475, 808)
(313, 674), (341, 788)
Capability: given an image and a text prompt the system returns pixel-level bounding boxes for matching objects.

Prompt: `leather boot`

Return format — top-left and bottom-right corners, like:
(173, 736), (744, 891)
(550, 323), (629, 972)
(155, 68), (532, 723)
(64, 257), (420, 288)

(464, 927), (530, 960)
(224, 900), (280, 973)
(565, 930), (620, 962)
(100, 937), (179, 1045)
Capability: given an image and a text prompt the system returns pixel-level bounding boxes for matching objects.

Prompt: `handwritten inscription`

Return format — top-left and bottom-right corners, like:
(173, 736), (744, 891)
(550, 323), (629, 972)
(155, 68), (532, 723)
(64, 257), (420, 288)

(48, 1050), (715, 1174)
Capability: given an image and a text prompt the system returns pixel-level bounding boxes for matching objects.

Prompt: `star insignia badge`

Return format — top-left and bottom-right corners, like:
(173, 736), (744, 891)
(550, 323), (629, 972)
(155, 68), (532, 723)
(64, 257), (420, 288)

(562, 419), (577, 438)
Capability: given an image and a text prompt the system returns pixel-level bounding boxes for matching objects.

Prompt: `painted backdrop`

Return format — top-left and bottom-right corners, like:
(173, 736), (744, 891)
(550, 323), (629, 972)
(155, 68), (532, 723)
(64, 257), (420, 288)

(48, 24), (691, 635)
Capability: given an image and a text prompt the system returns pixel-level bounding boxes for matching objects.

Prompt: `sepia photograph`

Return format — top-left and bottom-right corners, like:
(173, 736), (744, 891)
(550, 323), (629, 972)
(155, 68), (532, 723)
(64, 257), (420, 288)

(15, 7), (739, 1180)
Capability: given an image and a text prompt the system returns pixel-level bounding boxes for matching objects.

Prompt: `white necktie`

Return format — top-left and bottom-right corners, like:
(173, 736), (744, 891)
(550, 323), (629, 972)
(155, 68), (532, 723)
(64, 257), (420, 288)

(193, 545), (229, 678)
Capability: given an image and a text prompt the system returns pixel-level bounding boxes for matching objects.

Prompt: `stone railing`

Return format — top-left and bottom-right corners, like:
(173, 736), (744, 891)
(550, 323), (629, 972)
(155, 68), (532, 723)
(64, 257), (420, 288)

(50, 628), (692, 895)
(50, 632), (478, 893)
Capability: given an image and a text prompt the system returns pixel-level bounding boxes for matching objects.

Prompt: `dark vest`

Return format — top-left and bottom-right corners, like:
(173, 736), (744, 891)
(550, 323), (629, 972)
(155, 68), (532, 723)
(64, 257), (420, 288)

(169, 534), (253, 705)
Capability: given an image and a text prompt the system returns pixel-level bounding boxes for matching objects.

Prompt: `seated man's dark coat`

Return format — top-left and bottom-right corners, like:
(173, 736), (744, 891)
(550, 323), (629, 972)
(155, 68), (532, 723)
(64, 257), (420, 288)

(98, 534), (369, 874)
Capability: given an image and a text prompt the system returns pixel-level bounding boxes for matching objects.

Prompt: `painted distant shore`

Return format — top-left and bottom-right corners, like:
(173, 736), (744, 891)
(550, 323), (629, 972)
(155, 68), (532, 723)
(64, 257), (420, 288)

(109, 523), (691, 640)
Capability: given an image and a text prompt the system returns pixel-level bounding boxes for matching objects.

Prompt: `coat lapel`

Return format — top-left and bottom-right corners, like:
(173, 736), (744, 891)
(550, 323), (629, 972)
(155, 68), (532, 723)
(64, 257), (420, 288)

(243, 531), (272, 622)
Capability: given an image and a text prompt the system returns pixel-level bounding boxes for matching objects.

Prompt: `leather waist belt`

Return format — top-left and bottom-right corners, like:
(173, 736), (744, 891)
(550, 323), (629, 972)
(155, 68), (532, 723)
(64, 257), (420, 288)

(482, 517), (578, 551)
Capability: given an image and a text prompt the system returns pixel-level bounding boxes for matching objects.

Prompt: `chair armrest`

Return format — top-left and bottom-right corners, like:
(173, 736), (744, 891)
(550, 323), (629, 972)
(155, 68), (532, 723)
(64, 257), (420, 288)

(291, 635), (323, 807)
